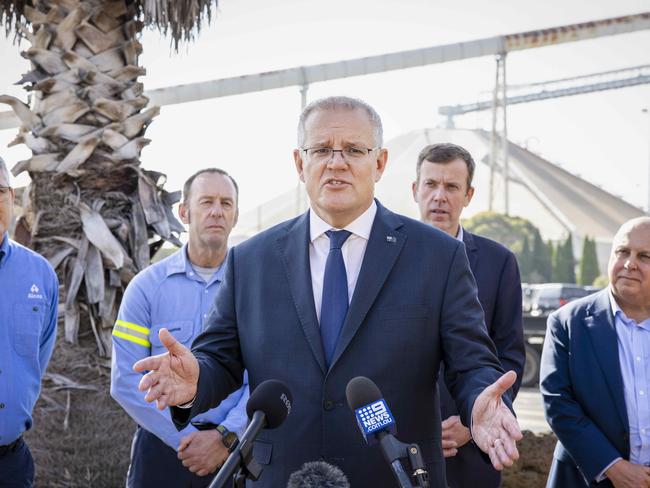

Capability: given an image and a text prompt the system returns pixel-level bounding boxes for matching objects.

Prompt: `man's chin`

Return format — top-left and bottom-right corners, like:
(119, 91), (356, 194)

(425, 216), (450, 230)
(201, 235), (227, 247)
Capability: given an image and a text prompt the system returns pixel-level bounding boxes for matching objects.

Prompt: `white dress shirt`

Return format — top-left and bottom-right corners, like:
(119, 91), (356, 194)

(309, 201), (377, 323)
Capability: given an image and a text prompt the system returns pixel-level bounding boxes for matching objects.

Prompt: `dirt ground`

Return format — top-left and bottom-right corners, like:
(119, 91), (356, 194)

(503, 430), (555, 488)
(25, 328), (133, 487)
(25, 328), (556, 487)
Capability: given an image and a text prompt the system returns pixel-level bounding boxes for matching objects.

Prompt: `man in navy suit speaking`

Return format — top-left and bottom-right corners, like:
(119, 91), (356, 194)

(134, 96), (523, 487)
(542, 217), (650, 488)
(412, 142), (525, 488)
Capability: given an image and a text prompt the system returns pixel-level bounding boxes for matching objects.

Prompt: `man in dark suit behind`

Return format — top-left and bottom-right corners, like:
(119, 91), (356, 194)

(134, 97), (523, 487)
(412, 143), (525, 487)
(541, 217), (650, 488)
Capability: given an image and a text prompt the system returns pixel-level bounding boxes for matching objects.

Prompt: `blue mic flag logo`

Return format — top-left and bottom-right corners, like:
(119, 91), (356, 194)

(354, 398), (396, 445)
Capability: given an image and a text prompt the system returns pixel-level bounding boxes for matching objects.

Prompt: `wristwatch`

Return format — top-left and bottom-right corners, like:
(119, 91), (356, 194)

(216, 424), (239, 452)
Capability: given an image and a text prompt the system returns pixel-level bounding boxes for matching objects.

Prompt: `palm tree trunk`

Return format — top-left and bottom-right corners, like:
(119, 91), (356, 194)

(1, 0), (182, 356)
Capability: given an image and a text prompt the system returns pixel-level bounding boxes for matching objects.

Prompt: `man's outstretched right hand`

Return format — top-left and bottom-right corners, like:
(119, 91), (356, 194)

(133, 328), (199, 410)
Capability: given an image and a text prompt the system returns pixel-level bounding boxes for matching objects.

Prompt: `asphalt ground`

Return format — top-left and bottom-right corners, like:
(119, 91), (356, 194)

(514, 387), (551, 433)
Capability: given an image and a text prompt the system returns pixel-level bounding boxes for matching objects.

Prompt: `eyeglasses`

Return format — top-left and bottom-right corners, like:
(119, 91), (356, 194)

(301, 146), (379, 162)
(0, 186), (12, 202)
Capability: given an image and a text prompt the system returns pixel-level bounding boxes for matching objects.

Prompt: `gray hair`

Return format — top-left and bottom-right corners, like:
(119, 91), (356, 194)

(297, 96), (383, 147)
(0, 157), (10, 186)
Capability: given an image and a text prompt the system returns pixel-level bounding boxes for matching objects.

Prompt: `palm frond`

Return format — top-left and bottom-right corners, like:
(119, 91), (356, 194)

(136, 0), (217, 50)
(2, 0), (218, 49)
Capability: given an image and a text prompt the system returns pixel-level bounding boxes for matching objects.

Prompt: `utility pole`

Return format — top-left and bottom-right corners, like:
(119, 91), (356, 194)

(641, 107), (650, 215)
(489, 54), (509, 213)
(501, 54), (509, 216)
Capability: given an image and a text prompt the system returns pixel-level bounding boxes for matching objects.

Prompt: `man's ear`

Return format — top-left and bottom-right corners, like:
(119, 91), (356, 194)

(412, 180), (419, 203)
(179, 202), (189, 225)
(293, 149), (305, 183)
(464, 186), (475, 207)
(374, 148), (388, 182)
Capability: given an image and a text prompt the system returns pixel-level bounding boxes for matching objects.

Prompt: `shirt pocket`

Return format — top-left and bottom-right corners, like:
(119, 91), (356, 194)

(149, 321), (193, 354)
(13, 302), (45, 358)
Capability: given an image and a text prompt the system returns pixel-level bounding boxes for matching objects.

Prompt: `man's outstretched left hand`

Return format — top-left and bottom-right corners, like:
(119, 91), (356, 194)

(471, 370), (523, 470)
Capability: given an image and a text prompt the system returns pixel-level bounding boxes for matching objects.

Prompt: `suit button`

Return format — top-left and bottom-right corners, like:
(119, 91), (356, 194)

(323, 400), (334, 411)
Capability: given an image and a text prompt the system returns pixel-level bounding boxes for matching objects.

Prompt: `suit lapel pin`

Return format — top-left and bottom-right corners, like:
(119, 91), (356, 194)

(386, 235), (397, 243)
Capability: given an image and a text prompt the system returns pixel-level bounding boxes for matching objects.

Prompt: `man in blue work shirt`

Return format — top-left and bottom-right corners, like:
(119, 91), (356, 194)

(0, 157), (58, 487)
(111, 168), (249, 488)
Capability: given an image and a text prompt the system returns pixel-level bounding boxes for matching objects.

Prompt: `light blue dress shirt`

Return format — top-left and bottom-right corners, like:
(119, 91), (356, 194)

(110, 245), (249, 450)
(611, 292), (650, 465)
(0, 234), (58, 445)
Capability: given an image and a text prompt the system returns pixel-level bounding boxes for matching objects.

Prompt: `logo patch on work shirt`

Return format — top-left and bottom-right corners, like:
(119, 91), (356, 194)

(28, 284), (43, 299)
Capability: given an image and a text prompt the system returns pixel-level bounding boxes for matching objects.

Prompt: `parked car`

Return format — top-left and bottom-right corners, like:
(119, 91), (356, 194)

(528, 283), (596, 316)
(520, 283), (601, 388)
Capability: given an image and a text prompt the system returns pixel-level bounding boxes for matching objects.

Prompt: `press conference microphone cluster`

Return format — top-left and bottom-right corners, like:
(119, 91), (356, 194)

(346, 376), (430, 488)
(210, 379), (293, 488)
(287, 461), (350, 488)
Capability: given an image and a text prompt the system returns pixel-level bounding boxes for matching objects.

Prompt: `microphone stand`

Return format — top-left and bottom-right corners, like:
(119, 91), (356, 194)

(407, 443), (430, 488)
(378, 434), (430, 488)
(209, 411), (265, 488)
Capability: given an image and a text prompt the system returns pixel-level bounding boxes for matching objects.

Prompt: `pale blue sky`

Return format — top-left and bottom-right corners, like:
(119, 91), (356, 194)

(1, 0), (649, 213)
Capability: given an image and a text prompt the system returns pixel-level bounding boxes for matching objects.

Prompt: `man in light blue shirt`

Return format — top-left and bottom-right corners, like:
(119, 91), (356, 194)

(0, 157), (58, 487)
(111, 168), (249, 488)
(542, 217), (650, 488)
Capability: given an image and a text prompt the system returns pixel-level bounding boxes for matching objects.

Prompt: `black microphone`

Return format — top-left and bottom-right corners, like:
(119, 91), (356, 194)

(286, 461), (350, 488)
(346, 376), (415, 488)
(210, 379), (293, 488)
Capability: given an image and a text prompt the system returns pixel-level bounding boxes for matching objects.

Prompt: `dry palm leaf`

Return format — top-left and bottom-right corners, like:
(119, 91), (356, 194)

(12, 153), (61, 175)
(57, 135), (100, 172)
(0, 94), (41, 129)
(77, 201), (126, 269)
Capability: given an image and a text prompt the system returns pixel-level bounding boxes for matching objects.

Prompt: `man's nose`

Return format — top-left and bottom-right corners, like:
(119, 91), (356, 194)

(208, 203), (224, 217)
(433, 187), (446, 201)
(624, 258), (637, 271)
(326, 150), (348, 169)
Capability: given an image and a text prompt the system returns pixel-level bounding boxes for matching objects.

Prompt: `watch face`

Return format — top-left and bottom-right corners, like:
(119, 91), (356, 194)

(223, 432), (238, 450)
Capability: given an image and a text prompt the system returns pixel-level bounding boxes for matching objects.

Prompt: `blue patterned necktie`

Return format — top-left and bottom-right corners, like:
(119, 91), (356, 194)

(320, 230), (352, 367)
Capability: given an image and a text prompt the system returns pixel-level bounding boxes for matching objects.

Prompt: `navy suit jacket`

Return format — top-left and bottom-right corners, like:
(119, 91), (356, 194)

(439, 230), (525, 487)
(541, 290), (629, 488)
(173, 201), (506, 487)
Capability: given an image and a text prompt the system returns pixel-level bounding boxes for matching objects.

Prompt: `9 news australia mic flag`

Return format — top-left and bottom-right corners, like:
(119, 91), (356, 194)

(352, 396), (396, 446)
(346, 376), (422, 488)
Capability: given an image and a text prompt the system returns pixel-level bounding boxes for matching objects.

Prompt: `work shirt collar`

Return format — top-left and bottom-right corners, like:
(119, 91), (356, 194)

(164, 243), (227, 286)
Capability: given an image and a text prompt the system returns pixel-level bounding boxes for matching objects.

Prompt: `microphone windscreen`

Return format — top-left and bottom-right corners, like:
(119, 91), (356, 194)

(287, 461), (350, 488)
(345, 376), (382, 411)
(246, 379), (293, 429)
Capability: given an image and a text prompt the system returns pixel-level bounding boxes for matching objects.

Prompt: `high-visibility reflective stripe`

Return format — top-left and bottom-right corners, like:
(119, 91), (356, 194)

(112, 330), (151, 348)
(115, 319), (150, 335)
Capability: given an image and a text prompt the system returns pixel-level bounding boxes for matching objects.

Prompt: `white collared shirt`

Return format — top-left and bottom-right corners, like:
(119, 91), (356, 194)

(309, 201), (377, 323)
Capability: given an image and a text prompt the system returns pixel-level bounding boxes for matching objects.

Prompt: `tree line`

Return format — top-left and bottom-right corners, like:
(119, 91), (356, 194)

(463, 212), (601, 285)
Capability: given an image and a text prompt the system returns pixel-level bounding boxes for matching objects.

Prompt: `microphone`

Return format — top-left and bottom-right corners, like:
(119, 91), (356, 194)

(345, 376), (397, 445)
(346, 377), (423, 488)
(286, 461), (350, 488)
(210, 379), (293, 488)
